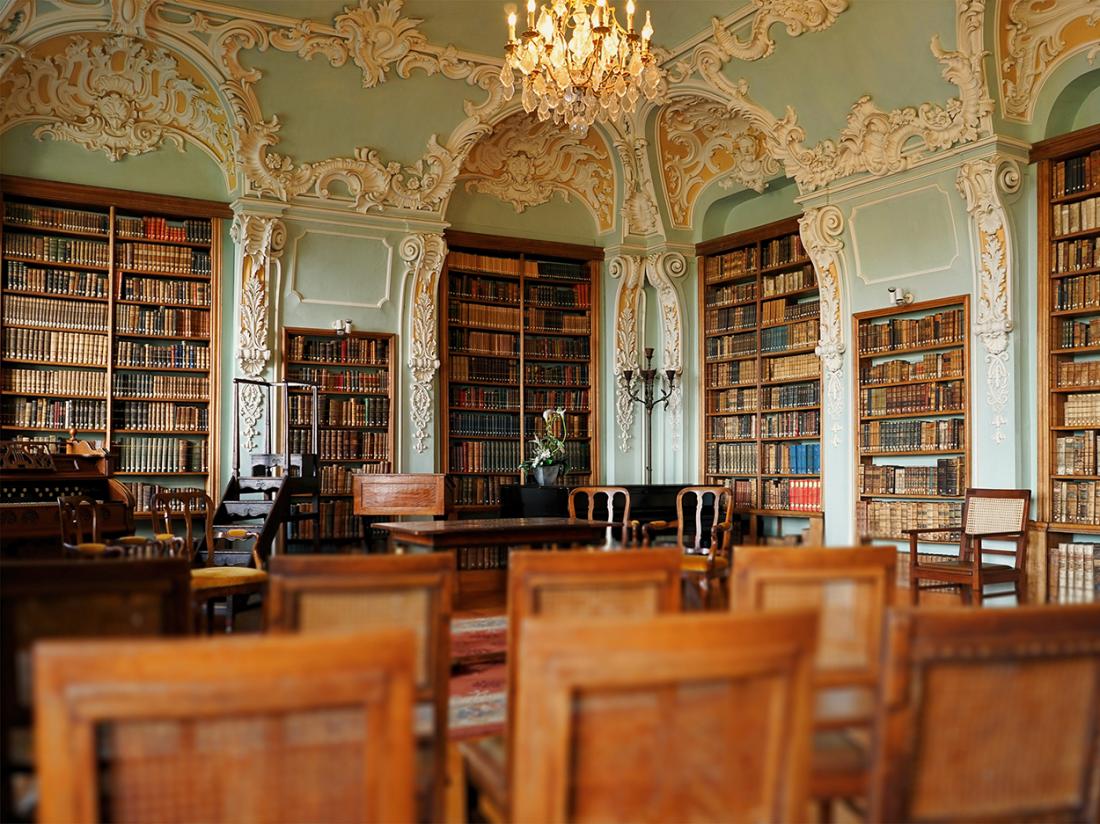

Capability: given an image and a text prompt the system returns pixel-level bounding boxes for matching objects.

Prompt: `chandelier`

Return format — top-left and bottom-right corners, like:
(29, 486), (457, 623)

(500, 0), (663, 132)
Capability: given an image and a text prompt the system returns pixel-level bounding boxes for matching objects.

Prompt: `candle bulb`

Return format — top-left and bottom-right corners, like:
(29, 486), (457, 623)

(641, 10), (652, 48)
(508, 11), (517, 40)
(626, 0), (634, 31)
(527, 0), (535, 29)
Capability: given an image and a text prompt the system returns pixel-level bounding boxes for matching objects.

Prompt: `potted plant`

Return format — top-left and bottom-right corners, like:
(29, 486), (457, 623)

(519, 407), (570, 486)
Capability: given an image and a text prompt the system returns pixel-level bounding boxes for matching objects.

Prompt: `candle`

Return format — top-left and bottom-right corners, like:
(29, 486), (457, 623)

(508, 11), (516, 40)
(527, 0), (535, 29)
(626, 0), (634, 31)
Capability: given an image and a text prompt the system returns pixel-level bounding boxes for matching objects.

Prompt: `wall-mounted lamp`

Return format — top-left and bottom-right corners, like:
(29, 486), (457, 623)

(332, 318), (353, 335)
(887, 287), (914, 307)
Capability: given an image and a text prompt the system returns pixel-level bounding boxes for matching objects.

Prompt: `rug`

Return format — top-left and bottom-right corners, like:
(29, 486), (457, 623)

(451, 615), (507, 666)
(450, 615), (507, 739)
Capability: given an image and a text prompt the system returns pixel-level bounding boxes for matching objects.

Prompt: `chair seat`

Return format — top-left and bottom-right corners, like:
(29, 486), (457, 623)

(219, 528), (258, 540)
(810, 729), (869, 799)
(913, 559), (1018, 579)
(460, 734), (508, 819)
(681, 555), (729, 574)
(71, 542), (109, 555)
(190, 567), (268, 590)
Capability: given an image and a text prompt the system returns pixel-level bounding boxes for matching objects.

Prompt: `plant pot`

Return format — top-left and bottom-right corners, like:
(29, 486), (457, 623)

(532, 463), (562, 486)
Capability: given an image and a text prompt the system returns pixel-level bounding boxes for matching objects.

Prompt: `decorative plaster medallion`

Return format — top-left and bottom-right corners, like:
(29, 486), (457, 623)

(610, 255), (645, 453)
(334, 0), (427, 87)
(799, 205), (846, 447)
(956, 156), (1020, 444)
(401, 233), (447, 453)
(459, 111), (616, 234)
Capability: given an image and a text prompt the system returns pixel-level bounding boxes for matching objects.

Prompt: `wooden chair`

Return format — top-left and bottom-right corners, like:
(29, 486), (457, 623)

(642, 485), (735, 609)
(0, 558), (191, 822)
(353, 473), (450, 551)
(57, 495), (149, 557)
(511, 610), (818, 823)
(266, 553), (454, 824)
(150, 490), (266, 632)
(870, 603), (1100, 822)
(462, 548), (683, 823)
(904, 487), (1030, 605)
(567, 485), (632, 547)
(33, 629), (417, 824)
(731, 545), (897, 820)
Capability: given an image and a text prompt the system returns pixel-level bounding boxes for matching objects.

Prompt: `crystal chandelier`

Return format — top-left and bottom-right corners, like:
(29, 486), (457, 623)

(500, 0), (664, 132)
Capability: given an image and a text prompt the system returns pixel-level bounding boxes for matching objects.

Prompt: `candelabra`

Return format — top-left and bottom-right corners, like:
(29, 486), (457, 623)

(619, 346), (676, 485)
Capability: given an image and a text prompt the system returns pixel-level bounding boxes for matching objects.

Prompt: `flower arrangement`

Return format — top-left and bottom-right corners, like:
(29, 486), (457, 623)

(519, 407), (570, 475)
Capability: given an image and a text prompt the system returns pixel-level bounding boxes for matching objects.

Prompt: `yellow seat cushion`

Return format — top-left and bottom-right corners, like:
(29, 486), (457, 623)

(221, 528), (257, 540)
(114, 535), (149, 546)
(73, 542), (109, 555)
(190, 567), (267, 590)
(681, 554), (729, 573)
(154, 533), (177, 542)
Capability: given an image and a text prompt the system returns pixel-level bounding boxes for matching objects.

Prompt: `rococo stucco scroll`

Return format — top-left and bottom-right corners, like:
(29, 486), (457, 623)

(956, 156), (1020, 444)
(610, 255), (645, 453)
(646, 250), (688, 452)
(798, 205), (847, 448)
(402, 232), (447, 454)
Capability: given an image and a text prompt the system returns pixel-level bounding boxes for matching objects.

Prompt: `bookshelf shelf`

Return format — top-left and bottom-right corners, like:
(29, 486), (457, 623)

(3, 256), (111, 272)
(3, 289), (108, 303)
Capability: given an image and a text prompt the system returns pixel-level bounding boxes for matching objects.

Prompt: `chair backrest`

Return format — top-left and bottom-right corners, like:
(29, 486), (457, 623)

(56, 495), (100, 545)
(731, 545), (896, 726)
(870, 604), (1100, 822)
(353, 473), (448, 517)
(34, 630), (416, 824)
(960, 487), (1030, 566)
(150, 489), (215, 565)
(510, 610), (817, 823)
(675, 486), (735, 556)
(567, 486), (631, 546)
(266, 553), (453, 823)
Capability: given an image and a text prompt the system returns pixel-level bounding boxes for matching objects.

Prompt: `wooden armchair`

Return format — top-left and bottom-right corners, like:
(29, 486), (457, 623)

(511, 610), (818, 822)
(870, 603), (1100, 822)
(266, 553), (454, 824)
(33, 629), (417, 824)
(642, 485), (735, 608)
(567, 485), (633, 547)
(731, 545), (897, 819)
(150, 490), (267, 632)
(462, 548), (682, 823)
(904, 487), (1030, 605)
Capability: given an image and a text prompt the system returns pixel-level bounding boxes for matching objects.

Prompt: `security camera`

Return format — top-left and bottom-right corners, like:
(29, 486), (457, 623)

(887, 288), (913, 307)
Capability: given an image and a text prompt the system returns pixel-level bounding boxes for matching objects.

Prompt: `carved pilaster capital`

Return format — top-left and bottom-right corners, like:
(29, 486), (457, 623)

(231, 212), (286, 379)
(402, 232), (447, 453)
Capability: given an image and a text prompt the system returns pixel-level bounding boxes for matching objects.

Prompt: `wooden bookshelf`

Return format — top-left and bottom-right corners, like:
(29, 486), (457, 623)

(853, 295), (970, 546)
(697, 216), (824, 532)
(281, 327), (394, 544)
(441, 230), (601, 515)
(0, 176), (228, 514)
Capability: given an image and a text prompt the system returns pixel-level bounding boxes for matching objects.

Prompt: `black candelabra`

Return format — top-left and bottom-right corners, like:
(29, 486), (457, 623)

(619, 347), (677, 485)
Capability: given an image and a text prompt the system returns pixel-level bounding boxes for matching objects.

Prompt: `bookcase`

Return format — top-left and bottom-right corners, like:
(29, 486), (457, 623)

(281, 327), (394, 545)
(697, 217), (824, 537)
(0, 176), (228, 514)
(441, 230), (601, 514)
(1032, 124), (1100, 602)
(853, 296), (970, 545)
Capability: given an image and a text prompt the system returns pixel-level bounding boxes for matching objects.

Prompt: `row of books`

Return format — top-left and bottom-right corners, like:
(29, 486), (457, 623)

(525, 335), (590, 360)
(728, 478), (756, 507)
(1052, 237), (1100, 274)
(527, 412), (587, 438)
(706, 359), (757, 387)
(560, 441), (591, 471)
(760, 478), (822, 512)
(526, 308), (589, 334)
(765, 353), (819, 382)
(761, 234), (806, 269)
(319, 463), (391, 495)
(705, 304), (756, 333)
(1058, 318), (1100, 350)
(859, 351), (963, 385)
(450, 275), (519, 304)
(762, 442), (820, 475)
(450, 412), (520, 437)
(3, 368), (107, 397)
(115, 340), (210, 370)
(1054, 273), (1100, 311)
(527, 283), (590, 307)
(287, 501), (363, 540)
(1048, 543), (1100, 603)
(449, 251), (522, 275)
(859, 457), (964, 497)
(525, 363), (588, 386)
(3, 398), (106, 430)
(705, 442), (757, 474)
(116, 216), (211, 243)
(116, 436), (208, 473)
(454, 547), (509, 570)
(117, 243), (210, 276)
(449, 302), (519, 330)
(450, 328), (518, 355)
(1059, 363), (1100, 395)
(1064, 393), (1100, 426)
(1055, 432), (1098, 476)
(1051, 480), (1100, 525)
(1053, 195), (1099, 237)
(287, 368), (387, 392)
(5, 263), (108, 297)
(761, 409), (820, 438)
(287, 396), (390, 428)
(121, 276), (211, 306)
(285, 429), (389, 461)
(3, 328), (108, 364)
(858, 308), (965, 354)
(530, 260), (588, 281)
(123, 483), (204, 515)
(761, 298), (819, 324)
(859, 418), (965, 453)
(709, 415), (755, 440)
(453, 475), (512, 506)
(286, 335), (389, 365)
(1052, 151), (1100, 198)
(525, 388), (590, 409)
(4, 202), (108, 234)
(704, 246), (758, 282)
(706, 280), (757, 306)
(450, 440), (521, 472)
(3, 294), (109, 331)
(5, 233), (109, 266)
(765, 382), (819, 408)
(856, 500), (962, 541)
(450, 385), (519, 409)
(707, 331), (757, 360)
(760, 319), (817, 353)
(449, 355), (518, 384)
(859, 381), (964, 417)
(762, 264), (815, 296)
(114, 373), (209, 399)
(708, 387), (757, 413)
(116, 305), (210, 338)
(115, 402), (207, 432)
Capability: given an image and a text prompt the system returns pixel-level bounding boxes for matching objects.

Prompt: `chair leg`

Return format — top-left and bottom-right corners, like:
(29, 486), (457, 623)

(909, 574), (919, 606)
(225, 595), (235, 634)
(817, 798), (834, 824)
(971, 582), (983, 606)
